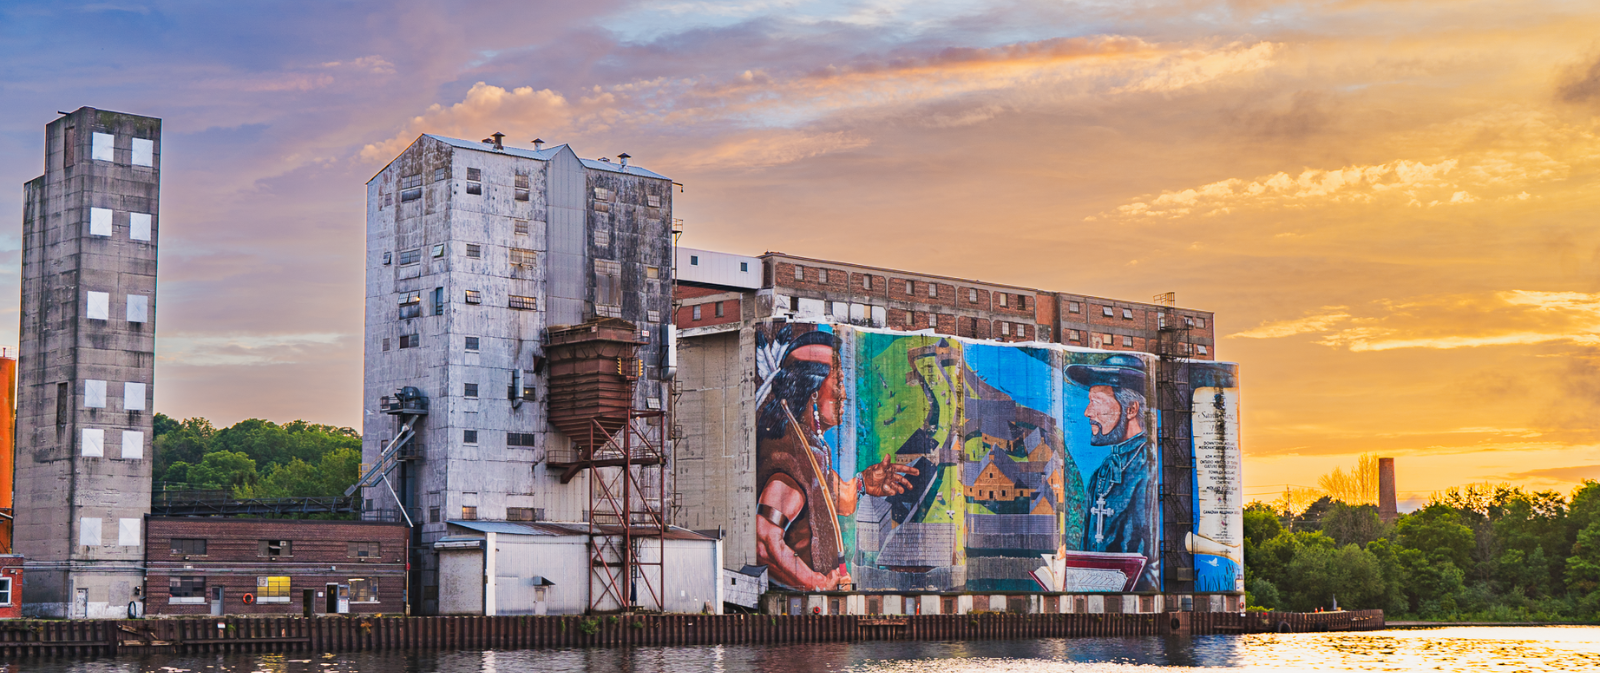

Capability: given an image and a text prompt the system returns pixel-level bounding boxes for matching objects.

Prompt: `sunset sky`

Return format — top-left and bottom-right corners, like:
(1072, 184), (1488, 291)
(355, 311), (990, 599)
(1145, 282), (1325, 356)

(2, 1), (1598, 506)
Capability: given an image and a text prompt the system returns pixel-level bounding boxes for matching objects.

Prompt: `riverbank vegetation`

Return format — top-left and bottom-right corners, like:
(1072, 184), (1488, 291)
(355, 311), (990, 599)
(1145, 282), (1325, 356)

(1246, 454), (1600, 621)
(151, 413), (361, 498)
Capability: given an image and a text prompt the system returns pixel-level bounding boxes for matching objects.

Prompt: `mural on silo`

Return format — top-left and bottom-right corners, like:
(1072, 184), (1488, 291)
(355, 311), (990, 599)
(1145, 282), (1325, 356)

(753, 322), (1169, 593)
(1189, 362), (1244, 593)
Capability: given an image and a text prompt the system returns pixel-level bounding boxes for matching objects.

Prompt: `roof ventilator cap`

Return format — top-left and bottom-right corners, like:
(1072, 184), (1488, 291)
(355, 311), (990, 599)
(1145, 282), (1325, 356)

(481, 132), (505, 150)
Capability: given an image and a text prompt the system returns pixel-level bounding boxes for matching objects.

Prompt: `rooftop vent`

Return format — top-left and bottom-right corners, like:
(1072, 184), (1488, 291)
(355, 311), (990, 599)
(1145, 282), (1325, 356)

(618, 152), (630, 168)
(531, 138), (544, 150)
(599, 157), (611, 163)
(482, 132), (505, 150)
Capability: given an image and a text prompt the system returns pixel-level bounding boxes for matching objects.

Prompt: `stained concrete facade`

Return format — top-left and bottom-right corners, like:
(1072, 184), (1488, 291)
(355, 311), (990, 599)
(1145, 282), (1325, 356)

(15, 108), (160, 618)
(363, 135), (674, 614)
(672, 248), (1218, 574)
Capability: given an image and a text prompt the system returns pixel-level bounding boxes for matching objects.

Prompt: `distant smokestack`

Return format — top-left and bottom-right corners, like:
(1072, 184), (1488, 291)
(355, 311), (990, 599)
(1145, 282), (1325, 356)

(482, 132), (505, 150)
(618, 152), (630, 168)
(1378, 457), (1398, 523)
(531, 138), (544, 150)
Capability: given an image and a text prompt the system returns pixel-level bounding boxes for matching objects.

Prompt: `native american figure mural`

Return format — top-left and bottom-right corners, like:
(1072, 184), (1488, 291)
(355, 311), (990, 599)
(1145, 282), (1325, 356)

(754, 323), (1177, 594)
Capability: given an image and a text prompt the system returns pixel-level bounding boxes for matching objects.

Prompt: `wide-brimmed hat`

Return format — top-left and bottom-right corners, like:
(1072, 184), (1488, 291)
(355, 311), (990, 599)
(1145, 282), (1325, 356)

(1066, 354), (1147, 392)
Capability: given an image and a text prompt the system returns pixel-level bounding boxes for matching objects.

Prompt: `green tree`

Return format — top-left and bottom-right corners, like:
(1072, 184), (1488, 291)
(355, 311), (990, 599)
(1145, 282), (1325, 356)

(1283, 543), (1387, 611)
(1365, 538), (1412, 614)
(1321, 502), (1389, 548)
(1395, 504), (1476, 572)
(182, 450), (258, 490)
(239, 448), (360, 499)
(153, 416), (217, 484)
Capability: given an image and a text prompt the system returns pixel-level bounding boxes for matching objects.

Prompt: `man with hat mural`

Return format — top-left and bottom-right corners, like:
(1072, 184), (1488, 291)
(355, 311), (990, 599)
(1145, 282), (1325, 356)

(754, 325), (919, 590)
(1067, 353), (1160, 591)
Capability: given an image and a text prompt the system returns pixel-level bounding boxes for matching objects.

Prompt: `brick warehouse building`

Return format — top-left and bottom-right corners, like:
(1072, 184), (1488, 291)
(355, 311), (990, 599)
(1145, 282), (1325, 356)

(673, 249), (1216, 357)
(144, 518), (408, 616)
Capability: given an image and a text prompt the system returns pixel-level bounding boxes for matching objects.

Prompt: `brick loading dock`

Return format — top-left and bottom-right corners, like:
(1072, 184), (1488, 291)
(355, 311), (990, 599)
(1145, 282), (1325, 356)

(0, 610), (1383, 657)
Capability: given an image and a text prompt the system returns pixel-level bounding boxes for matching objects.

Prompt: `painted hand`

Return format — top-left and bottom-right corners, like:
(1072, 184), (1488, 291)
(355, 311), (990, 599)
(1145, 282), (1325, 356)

(859, 456), (919, 497)
(821, 566), (854, 591)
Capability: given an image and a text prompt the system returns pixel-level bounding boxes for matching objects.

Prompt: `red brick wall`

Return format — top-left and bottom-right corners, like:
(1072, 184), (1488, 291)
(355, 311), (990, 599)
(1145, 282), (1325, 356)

(0, 557), (21, 620)
(145, 518), (408, 616)
(675, 297), (741, 329)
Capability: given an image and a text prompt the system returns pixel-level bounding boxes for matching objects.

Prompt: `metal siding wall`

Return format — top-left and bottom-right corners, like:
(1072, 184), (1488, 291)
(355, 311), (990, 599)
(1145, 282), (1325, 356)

(546, 149), (587, 326)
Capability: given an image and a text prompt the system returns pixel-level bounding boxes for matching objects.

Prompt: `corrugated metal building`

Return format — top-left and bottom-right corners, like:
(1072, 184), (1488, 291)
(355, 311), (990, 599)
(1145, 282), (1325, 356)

(434, 521), (721, 616)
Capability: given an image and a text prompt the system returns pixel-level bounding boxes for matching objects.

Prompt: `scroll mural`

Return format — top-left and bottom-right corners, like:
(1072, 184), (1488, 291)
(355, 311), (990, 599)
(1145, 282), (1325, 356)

(1189, 362), (1244, 593)
(754, 322), (1217, 594)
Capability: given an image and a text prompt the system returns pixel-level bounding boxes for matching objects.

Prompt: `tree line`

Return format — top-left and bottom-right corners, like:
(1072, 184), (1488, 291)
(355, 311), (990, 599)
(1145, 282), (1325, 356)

(152, 414), (360, 499)
(1246, 459), (1600, 620)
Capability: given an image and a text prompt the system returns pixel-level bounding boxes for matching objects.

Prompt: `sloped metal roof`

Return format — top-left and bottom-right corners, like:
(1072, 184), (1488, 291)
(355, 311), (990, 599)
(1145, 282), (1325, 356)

(422, 134), (671, 180)
(444, 520), (714, 541)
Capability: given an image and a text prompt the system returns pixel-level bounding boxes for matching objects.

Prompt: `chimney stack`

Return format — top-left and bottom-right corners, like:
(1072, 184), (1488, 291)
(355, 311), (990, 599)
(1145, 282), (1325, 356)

(532, 138), (544, 150)
(1378, 457), (1398, 523)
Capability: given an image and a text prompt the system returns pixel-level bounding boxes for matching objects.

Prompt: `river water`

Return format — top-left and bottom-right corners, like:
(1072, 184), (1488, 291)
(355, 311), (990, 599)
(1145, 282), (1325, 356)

(8, 627), (1600, 672)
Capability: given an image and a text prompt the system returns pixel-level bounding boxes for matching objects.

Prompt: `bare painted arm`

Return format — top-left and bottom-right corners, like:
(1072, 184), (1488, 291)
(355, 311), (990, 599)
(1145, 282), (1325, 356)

(756, 476), (848, 590)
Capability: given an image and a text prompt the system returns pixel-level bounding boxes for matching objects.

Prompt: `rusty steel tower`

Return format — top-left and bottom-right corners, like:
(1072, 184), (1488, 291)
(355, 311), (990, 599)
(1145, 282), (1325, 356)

(545, 318), (670, 613)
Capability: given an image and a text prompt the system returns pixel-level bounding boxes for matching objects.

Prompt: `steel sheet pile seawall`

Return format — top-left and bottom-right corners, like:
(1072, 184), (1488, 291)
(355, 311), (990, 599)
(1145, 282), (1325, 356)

(0, 610), (1383, 656)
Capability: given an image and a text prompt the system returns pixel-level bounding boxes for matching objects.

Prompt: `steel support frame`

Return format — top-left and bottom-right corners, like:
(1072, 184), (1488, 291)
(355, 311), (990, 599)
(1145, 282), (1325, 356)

(585, 407), (669, 614)
(1154, 299), (1195, 595)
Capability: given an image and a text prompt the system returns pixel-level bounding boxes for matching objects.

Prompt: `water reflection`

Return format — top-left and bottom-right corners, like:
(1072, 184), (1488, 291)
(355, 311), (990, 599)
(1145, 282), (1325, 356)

(5, 627), (1600, 672)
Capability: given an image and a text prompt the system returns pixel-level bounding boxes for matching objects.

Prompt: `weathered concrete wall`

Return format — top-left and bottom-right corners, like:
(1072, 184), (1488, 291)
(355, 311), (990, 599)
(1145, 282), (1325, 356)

(364, 136), (675, 614)
(16, 107), (159, 618)
(673, 329), (756, 570)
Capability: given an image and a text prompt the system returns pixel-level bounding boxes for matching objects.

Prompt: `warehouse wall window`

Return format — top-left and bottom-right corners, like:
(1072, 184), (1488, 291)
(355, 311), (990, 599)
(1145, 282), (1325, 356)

(256, 576), (291, 603)
(594, 259), (622, 317)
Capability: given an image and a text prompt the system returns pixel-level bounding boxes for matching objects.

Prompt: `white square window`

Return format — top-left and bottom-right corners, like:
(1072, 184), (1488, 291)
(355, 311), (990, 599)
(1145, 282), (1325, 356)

(87, 291), (109, 320)
(124, 382), (146, 411)
(90, 207), (113, 237)
(127, 294), (149, 323)
(1196, 318), (1206, 329)
(130, 212), (151, 241)
(85, 379), (107, 408)
(968, 289), (978, 302)
(999, 294), (1009, 308)
(1102, 306), (1114, 317)
(132, 138), (154, 167)
(92, 132), (114, 162)
(79, 517), (102, 546)
(1069, 301), (1080, 313)
(1122, 336), (1134, 347)
(122, 430), (144, 459)
(1123, 309), (1134, 320)
(119, 518), (141, 546)
(927, 314), (937, 328)
(81, 428), (104, 457)
(1198, 345), (1209, 356)
(1001, 322), (1011, 336)
(928, 284), (938, 298)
